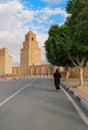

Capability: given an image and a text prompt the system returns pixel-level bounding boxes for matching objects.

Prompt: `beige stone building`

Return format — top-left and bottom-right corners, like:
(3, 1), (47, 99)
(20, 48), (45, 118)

(13, 31), (88, 78)
(20, 31), (41, 75)
(0, 31), (88, 78)
(0, 48), (12, 76)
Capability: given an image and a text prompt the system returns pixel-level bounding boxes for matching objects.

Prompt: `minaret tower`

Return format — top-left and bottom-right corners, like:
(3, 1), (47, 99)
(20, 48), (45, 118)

(20, 31), (41, 74)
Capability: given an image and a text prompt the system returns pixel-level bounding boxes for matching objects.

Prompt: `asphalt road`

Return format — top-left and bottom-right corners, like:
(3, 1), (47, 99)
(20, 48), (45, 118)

(0, 77), (88, 130)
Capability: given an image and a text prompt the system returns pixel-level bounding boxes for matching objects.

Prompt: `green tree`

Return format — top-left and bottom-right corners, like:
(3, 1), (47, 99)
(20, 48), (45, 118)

(45, 24), (73, 79)
(66, 0), (88, 86)
(45, 0), (88, 85)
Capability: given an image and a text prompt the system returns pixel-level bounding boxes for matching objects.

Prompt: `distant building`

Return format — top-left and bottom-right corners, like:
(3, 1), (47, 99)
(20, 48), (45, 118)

(0, 48), (12, 76)
(12, 31), (88, 78)
(12, 31), (61, 77)
(20, 31), (41, 75)
(0, 31), (88, 78)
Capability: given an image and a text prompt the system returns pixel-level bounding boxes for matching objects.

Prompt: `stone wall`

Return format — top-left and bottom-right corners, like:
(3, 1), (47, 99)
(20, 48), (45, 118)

(12, 66), (20, 77)
(12, 64), (64, 77)
(9, 63), (88, 78)
(70, 63), (88, 78)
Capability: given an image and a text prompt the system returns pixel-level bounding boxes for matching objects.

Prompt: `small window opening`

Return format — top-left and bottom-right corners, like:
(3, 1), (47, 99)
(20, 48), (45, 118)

(32, 37), (34, 41)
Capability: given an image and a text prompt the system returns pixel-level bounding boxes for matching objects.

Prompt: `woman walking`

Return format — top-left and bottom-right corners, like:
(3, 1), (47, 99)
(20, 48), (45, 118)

(53, 69), (61, 91)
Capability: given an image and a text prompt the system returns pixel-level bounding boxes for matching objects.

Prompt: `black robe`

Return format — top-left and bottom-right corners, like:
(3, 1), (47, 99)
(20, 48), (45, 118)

(53, 72), (61, 90)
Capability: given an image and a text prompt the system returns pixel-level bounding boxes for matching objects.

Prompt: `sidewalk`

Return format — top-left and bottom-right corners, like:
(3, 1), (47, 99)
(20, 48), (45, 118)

(61, 78), (88, 111)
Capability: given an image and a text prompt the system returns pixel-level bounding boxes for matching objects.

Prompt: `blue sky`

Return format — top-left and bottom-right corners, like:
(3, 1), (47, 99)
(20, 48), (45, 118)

(0, 0), (69, 65)
(20, 0), (68, 33)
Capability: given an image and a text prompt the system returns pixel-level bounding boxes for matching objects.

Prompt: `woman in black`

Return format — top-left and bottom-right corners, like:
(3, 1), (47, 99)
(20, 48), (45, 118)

(53, 69), (61, 91)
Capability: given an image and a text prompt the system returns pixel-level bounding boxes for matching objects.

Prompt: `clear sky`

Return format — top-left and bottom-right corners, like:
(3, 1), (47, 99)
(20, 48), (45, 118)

(0, 0), (68, 66)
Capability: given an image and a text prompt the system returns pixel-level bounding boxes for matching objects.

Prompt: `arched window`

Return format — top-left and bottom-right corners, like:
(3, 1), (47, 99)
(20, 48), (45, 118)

(26, 37), (28, 40)
(32, 37), (34, 41)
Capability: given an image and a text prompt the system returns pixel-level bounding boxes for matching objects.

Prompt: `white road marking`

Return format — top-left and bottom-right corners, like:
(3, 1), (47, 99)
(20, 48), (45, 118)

(0, 79), (37, 107)
(60, 86), (88, 126)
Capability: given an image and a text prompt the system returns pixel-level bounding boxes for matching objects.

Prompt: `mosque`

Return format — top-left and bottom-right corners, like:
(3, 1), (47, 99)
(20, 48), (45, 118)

(0, 31), (88, 78)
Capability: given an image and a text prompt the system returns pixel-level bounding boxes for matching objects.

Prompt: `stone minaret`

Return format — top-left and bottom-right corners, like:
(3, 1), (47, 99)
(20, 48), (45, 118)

(20, 31), (41, 75)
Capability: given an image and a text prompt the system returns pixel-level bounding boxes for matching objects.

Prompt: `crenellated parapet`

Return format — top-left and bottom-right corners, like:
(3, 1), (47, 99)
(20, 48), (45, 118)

(0, 48), (7, 56)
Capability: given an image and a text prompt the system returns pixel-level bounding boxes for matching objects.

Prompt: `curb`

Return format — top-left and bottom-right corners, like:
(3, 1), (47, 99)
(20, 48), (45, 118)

(61, 83), (88, 111)
(0, 77), (7, 80)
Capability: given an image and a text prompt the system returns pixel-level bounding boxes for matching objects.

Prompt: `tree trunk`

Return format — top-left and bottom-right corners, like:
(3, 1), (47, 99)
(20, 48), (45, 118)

(65, 67), (70, 80)
(79, 67), (83, 86)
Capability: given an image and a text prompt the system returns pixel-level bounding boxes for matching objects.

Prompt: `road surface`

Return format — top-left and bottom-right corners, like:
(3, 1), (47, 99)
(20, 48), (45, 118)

(0, 77), (87, 130)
